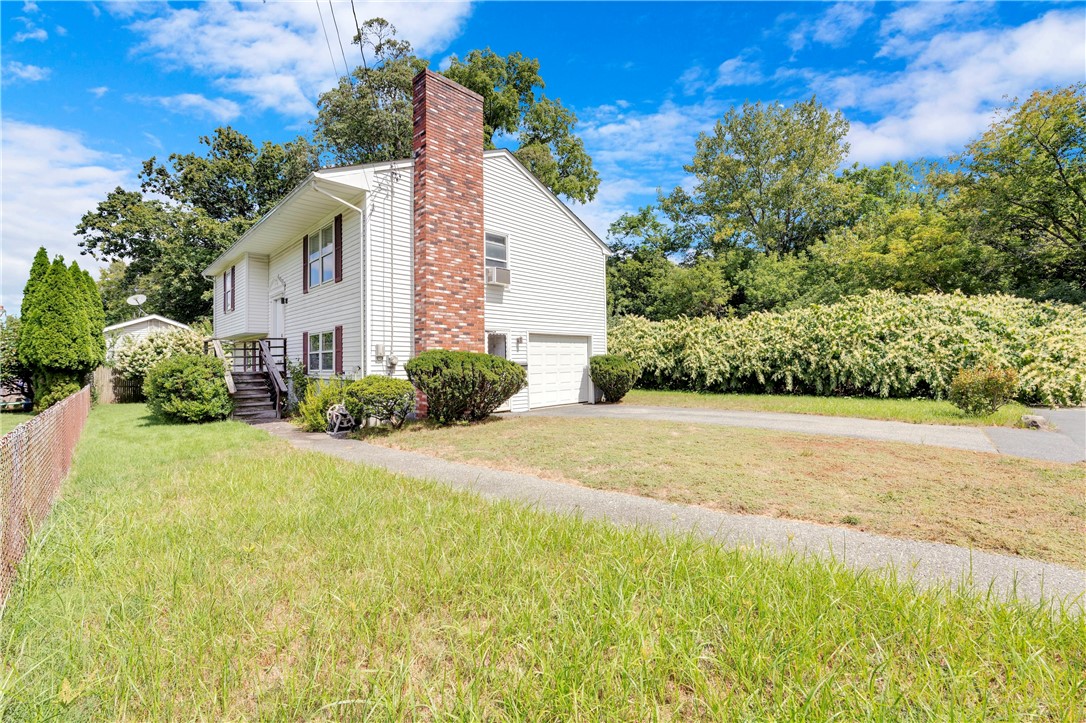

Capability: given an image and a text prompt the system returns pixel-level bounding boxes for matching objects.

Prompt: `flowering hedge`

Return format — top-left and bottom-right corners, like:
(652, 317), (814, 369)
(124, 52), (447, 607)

(609, 291), (1086, 406)
(113, 329), (203, 382)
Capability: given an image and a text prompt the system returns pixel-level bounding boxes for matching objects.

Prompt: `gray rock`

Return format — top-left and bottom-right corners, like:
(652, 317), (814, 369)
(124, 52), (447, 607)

(1021, 414), (1047, 429)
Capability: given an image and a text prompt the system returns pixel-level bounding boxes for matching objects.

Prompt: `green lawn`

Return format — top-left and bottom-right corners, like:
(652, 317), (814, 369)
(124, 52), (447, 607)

(0, 412), (32, 435)
(2, 405), (1083, 719)
(624, 389), (1032, 426)
(379, 416), (1086, 568)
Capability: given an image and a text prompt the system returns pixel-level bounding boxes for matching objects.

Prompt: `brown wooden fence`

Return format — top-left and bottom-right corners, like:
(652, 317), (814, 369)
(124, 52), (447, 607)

(0, 386), (91, 604)
(92, 366), (142, 404)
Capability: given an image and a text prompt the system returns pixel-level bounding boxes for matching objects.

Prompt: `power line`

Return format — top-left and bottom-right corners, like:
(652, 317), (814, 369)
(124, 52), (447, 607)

(348, 0), (368, 70)
(314, 0), (341, 82)
(327, 1), (352, 82)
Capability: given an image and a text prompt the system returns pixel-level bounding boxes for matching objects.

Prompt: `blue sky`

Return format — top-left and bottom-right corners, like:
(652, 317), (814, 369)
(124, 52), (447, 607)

(2, 1), (1084, 314)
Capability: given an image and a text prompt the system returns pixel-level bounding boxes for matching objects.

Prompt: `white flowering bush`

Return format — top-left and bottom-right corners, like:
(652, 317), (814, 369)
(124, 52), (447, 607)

(609, 291), (1086, 406)
(113, 329), (204, 382)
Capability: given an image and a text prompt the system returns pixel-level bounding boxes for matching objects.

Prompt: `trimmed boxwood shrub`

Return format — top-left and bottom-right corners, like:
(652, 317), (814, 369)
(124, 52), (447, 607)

(948, 364), (1019, 416)
(144, 354), (233, 423)
(297, 377), (348, 432)
(589, 354), (639, 403)
(405, 350), (526, 424)
(345, 376), (415, 429)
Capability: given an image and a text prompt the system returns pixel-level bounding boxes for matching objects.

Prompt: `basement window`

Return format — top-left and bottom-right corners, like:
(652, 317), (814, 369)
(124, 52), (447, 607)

(308, 331), (335, 374)
(485, 232), (508, 269)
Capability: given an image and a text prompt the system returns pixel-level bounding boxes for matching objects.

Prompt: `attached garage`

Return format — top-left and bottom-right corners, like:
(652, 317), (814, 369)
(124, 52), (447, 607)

(527, 334), (592, 408)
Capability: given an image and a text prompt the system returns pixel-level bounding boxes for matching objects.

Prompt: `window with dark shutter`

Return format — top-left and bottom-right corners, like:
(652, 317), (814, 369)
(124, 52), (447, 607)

(302, 235), (309, 294)
(334, 325), (343, 375)
(334, 214), (343, 283)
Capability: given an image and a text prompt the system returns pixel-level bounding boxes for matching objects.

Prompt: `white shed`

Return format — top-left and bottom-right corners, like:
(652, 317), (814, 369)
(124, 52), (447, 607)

(104, 315), (191, 361)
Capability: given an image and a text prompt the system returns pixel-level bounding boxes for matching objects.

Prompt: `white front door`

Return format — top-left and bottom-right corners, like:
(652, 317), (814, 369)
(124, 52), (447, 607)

(270, 298), (285, 338)
(527, 334), (591, 408)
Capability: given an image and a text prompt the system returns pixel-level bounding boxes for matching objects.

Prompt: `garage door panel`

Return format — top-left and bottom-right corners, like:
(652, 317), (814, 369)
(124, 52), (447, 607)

(528, 334), (590, 408)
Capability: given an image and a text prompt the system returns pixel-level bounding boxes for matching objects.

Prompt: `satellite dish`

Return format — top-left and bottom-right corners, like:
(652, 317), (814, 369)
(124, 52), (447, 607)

(126, 294), (146, 307)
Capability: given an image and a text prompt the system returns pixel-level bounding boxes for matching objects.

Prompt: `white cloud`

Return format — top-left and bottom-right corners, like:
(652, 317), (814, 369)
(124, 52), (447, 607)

(135, 93), (243, 122)
(877, 1), (993, 58)
(88, 85), (109, 98)
(55, 25), (67, 36)
(0, 120), (134, 314)
(575, 99), (723, 237)
(126, 1), (473, 119)
(13, 27), (47, 42)
(4, 61), (51, 83)
(789, 2), (874, 51)
(22, 1), (39, 12)
(820, 9), (1086, 164)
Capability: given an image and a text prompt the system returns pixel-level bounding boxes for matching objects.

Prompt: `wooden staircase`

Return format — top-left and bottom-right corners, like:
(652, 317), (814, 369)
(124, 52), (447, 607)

(231, 371), (280, 422)
(204, 338), (288, 424)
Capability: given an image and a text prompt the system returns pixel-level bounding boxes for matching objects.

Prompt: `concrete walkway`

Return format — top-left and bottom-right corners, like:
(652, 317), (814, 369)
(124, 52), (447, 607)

(525, 404), (1086, 464)
(260, 422), (1085, 610)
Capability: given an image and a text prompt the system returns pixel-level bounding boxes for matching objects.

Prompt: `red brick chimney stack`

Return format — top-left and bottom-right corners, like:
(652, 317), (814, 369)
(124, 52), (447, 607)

(411, 69), (486, 358)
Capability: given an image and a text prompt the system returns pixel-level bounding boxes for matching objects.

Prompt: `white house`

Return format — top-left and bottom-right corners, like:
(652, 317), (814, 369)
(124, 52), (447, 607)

(104, 314), (190, 361)
(203, 70), (610, 414)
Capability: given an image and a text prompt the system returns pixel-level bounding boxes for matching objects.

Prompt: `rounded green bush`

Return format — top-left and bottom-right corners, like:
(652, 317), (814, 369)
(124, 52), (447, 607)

(589, 354), (640, 403)
(345, 376), (415, 429)
(297, 377), (348, 432)
(948, 364), (1019, 416)
(34, 376), (82, 411)
(405, 350), (526, 425)
(144, 354), (233, 423)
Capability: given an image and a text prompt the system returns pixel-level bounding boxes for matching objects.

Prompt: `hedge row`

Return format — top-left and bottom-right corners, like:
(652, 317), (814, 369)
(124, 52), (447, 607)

(608, 291), (1086, 406)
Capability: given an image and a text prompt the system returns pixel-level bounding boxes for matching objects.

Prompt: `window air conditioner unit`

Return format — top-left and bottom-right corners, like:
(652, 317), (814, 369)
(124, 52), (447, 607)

(486, 267), (511, 286)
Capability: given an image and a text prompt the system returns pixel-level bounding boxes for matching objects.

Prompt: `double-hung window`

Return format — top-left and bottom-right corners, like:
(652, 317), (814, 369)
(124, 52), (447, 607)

(308, 331), (335, 374)
(308, 223), (335, 289)
(223, 266), (235, 312)
(485, 232), (508, 268)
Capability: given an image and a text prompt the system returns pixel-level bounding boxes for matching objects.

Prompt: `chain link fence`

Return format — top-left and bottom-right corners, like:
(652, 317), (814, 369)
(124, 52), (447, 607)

(0, 386), (91, 602)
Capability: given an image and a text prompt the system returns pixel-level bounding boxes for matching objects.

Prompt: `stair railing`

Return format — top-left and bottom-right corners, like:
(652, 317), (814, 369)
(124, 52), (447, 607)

(204, 339), (236, 394)
(258, 339), (288, 417)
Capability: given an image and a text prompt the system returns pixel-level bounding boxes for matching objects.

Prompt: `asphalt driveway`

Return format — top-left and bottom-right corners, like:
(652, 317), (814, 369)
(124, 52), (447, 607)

(524, 404), (1086, 464)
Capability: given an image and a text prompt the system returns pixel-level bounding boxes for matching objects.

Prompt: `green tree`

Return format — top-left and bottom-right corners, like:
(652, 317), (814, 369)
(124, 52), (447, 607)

(17, 247), (50, 369)
(315, 19), (599, 202)
(98, 260), (134, 326)
(681, 97), (851, 256)
(78, 128), (315, 323)
(0, 316), (32, 400)
(948, 84), (1086, 301)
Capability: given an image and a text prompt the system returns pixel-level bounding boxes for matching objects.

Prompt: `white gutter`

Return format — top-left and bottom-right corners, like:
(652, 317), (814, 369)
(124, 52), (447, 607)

(309, 180), (370, 377)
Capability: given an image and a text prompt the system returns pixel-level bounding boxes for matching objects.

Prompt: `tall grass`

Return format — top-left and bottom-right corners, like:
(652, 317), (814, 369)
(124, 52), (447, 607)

(1, 405), (1083, 719)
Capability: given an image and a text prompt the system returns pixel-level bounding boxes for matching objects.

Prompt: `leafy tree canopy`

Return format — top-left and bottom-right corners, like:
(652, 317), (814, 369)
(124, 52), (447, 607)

(315, 19), (599, 203)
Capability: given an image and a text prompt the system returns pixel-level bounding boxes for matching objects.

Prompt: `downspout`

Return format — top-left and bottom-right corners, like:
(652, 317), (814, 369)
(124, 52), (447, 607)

(309, 181), (370, 376)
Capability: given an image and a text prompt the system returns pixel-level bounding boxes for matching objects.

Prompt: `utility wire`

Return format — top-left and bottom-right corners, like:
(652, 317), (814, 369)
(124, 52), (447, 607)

(327, 1), (352, 82)
(349, 0), (368, 70)
(314, 0), (341, 82)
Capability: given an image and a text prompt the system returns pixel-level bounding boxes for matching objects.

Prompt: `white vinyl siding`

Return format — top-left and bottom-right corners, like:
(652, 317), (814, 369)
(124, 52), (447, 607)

(482, 152), (608, 411)
(211, 255), (268, 339)
(267, 207), (363, 376)
(366, 166), (414, 380)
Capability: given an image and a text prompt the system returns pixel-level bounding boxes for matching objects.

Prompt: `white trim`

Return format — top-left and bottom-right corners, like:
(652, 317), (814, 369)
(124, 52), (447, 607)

(103, 314), (190, 334)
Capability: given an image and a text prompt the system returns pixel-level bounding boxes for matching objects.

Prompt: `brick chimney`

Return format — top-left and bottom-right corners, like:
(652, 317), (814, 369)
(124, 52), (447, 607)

(412, 69), (486, 359)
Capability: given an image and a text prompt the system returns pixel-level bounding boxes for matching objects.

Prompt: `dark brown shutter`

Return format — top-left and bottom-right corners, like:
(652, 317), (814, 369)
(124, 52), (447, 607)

(334, 214), (343, 283)
(301, 332), (309, 373)
(223, 272), (227, 313)
(229, 265), (236, 311)
(302, 235), (309, 294)
(334, 325), (343, 375)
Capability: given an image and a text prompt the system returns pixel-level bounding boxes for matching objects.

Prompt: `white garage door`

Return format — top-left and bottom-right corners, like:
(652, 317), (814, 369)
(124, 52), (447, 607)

(528, 334), (591, 408)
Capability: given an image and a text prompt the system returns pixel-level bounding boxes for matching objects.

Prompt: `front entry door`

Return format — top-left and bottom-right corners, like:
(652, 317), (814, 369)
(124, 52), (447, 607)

(270, 297), (285, 339)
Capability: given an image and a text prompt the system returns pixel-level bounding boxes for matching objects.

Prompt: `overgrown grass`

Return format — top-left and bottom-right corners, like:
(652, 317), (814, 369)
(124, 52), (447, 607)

(0, 411), (33, 435)
(2, 405), (1083, 719)
(625, 389), (1031, 426)
(380, 416), (1086, 567)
